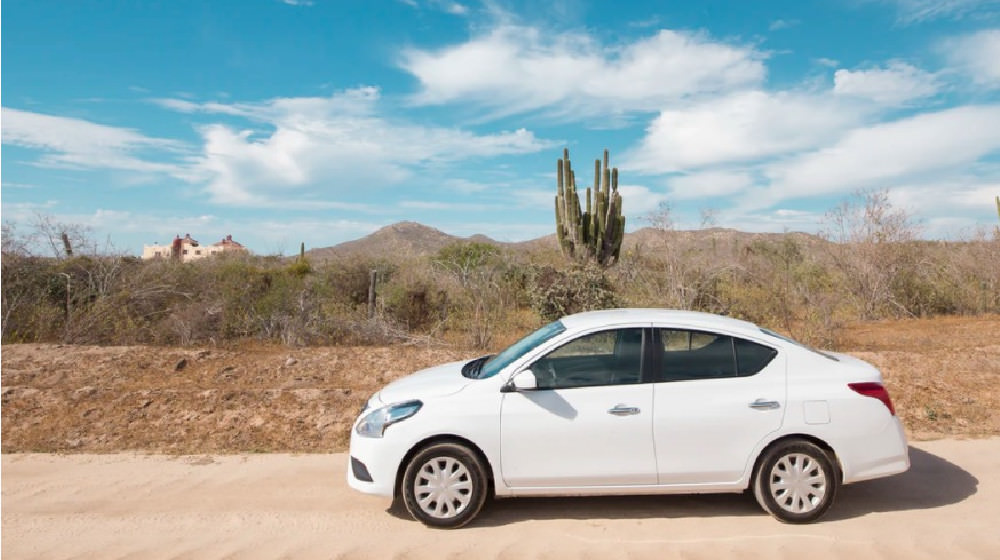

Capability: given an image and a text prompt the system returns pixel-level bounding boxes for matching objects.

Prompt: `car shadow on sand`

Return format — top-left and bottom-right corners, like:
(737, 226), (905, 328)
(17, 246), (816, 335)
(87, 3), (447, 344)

(387, 446), (978, 527)
(827, 446), (978, 520)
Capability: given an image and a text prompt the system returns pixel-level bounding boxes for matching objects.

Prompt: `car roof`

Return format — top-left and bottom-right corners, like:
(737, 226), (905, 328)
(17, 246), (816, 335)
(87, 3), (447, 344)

(559, 308), (765, 338)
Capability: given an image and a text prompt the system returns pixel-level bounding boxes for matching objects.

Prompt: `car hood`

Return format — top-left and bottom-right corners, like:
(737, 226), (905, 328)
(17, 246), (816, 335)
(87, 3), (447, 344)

(376, 360), (472, 404)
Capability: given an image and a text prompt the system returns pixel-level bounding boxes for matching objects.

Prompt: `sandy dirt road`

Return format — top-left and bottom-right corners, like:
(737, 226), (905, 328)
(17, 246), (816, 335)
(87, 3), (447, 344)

(3, 439), (998, 560)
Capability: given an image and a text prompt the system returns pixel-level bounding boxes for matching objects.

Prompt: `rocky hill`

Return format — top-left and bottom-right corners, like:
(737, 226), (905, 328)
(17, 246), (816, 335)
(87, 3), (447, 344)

(304, 221), (829, 262)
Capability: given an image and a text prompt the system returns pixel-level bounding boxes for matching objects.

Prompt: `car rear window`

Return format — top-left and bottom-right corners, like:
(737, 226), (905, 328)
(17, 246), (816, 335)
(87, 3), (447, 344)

(735, 338), (777, 376)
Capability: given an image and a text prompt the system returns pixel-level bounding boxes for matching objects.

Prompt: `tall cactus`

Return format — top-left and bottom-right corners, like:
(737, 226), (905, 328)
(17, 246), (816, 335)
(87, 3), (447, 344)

(555, 148), (626, 266)
(996, 195), (999, 223)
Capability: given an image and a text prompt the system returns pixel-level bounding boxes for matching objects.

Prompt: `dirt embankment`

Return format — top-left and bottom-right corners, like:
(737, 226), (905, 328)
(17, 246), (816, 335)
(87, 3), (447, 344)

(2, 315), (999, 453)
(1, 344), (471, 453)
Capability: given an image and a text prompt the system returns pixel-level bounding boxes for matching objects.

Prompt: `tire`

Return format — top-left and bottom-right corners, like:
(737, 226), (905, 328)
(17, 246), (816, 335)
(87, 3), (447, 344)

(753, 439), (838, 524)
(401, 442), (489, 528)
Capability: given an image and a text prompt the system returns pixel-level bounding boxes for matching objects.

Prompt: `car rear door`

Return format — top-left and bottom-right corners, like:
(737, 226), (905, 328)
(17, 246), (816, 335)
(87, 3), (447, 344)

(499, 327), (657, 488)
(651, 328), (786, 485)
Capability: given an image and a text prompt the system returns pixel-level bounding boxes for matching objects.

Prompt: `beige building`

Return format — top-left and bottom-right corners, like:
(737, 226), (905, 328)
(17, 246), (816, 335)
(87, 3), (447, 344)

(142, 234), (247, 262)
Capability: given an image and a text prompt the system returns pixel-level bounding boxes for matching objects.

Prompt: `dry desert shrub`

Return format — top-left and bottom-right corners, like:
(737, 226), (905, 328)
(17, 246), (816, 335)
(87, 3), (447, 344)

(3, 191), (1000, 350)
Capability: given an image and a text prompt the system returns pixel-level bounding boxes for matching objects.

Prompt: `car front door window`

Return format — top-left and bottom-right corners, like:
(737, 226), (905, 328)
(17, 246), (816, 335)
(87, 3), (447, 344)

(532, 328), (643, 389)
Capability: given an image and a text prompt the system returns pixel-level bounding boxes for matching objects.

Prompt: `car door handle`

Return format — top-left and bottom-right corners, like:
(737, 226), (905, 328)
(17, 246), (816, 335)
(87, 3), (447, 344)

(749, 399), (781, 411)
(608, 405), (641, 416)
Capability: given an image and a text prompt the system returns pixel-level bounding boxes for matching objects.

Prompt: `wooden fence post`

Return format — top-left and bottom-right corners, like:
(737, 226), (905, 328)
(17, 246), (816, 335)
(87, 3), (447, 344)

(367, 269), (377, 318)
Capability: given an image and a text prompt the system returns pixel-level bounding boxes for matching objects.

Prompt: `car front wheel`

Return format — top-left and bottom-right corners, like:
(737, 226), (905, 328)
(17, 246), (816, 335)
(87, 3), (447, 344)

(401, 442), (489, 528)
(753, 439), (838, 523)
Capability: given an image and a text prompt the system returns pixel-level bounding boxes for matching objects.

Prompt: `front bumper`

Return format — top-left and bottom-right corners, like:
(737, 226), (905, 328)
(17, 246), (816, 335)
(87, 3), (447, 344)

(346, 427), (409, 497)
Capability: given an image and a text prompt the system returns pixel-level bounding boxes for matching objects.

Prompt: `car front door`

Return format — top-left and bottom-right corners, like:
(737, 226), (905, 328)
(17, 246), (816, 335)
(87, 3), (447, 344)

(651, 329), (786, 485)
(499, 327), (657, 488)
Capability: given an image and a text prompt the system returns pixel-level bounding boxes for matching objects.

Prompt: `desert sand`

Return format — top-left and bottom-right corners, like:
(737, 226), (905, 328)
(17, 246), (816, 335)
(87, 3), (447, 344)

(3, 438), (998, 560)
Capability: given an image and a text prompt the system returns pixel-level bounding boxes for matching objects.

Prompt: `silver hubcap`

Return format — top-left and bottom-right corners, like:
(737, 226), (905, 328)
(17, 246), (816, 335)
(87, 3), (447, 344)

(413, 456), (474, 519)
(768, 453), (828, 514)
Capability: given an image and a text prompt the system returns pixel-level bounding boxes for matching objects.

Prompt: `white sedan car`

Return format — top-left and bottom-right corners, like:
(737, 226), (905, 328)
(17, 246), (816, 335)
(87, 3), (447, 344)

(348, 309), (909, 527)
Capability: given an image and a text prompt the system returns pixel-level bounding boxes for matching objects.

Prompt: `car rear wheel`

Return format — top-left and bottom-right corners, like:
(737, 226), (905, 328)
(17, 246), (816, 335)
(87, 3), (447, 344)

(402, 442), (489, 528)
(753, 439), (838, 523)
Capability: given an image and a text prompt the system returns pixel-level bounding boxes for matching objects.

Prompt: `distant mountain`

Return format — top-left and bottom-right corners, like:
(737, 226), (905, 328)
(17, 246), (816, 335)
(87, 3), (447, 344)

(304, 221), (829, 262)
(304, 221), (501, 261)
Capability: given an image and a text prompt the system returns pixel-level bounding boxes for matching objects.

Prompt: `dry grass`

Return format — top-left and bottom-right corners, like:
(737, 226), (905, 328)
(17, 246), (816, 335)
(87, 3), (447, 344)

(838, 314), (1000, 439)
(2, 314), (998, 453)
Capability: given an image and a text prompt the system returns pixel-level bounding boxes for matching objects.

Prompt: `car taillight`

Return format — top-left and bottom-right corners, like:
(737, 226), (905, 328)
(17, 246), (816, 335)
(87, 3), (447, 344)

(849, 382), (896, 415)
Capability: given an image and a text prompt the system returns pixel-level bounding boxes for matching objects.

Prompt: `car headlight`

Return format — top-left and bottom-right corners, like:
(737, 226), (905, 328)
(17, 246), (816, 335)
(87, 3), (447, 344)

(355, 400), (423, 438)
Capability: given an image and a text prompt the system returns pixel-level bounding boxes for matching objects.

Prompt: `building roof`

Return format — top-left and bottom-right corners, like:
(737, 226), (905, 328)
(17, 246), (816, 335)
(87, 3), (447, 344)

(212, 234), (244, 248)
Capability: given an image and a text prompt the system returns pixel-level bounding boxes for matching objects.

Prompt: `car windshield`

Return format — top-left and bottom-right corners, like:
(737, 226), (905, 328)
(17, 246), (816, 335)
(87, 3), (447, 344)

(478, 321), (566, 379)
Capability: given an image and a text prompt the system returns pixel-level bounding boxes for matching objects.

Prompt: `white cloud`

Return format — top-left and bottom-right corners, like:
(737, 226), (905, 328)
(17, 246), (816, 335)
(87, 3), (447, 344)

(764, 104), (1000, 200)
(398, 0), (468, 15)
(769, 19), (799, 31)
(398, 200), (494, 211)
(885, 179), (1000, 237)
(625, 90), (863, 173)
(440, 1), (468, 15)
(888, 178), (1000, 213)
(885, 0), (1000, 23)
(833, 61), (941, 104)
(443, 178), (491, 193)
(511, 184), (666, 221)
(1, 181), (37, 189)
(617, 185), (669, 217)
(941, 29), (1000, 87)
(513, 189), (554, 208)
(667, 171), (754, 199)
(159, 87), (555, 205)
(629, 16), (662, 29)
(0, 107), (187, 175)
(401, 25), (766, 117)
(1, 200), (60, 218)
(723, 208), (829, 234)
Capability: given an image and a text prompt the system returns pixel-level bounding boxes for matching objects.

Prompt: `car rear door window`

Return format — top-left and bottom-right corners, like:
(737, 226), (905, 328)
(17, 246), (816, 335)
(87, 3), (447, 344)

(658, 329), (736, 381)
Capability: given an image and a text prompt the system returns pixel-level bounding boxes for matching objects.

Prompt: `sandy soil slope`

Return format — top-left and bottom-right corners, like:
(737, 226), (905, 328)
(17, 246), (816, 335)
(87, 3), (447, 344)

(3, 439), (998, 560)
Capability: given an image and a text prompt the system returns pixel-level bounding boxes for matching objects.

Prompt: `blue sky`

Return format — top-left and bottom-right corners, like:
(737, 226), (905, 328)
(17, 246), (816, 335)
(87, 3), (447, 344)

(3, 0), (1000, 256)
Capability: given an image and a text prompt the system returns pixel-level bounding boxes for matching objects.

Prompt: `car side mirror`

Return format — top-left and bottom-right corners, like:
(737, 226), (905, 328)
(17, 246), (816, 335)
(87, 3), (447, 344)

(501, 370), (538, 393)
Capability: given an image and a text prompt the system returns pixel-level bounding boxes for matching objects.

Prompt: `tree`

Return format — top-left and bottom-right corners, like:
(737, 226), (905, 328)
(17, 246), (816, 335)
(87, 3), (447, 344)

(433, 241), (505, 349)
(822, 190), (921, 319)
